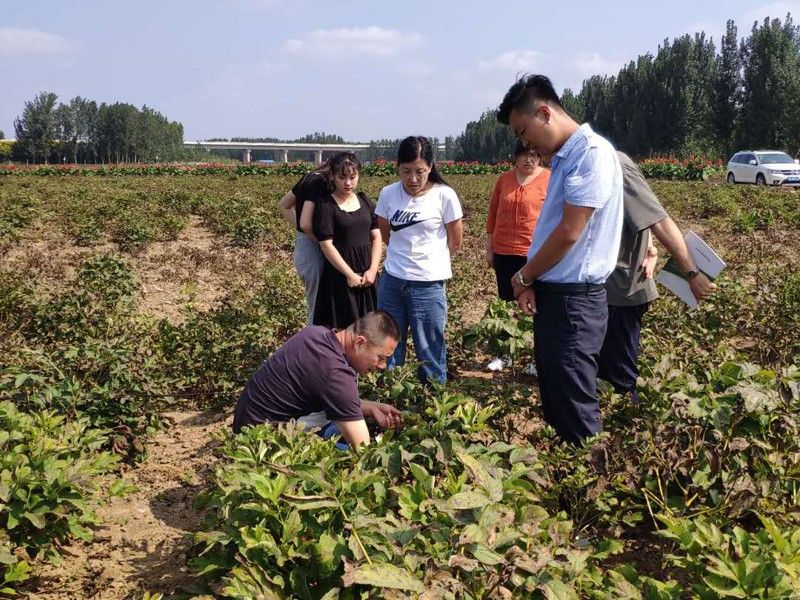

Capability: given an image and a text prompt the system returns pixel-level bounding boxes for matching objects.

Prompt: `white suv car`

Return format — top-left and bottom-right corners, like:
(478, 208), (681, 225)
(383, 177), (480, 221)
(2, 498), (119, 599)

(726, 150), (800, 186)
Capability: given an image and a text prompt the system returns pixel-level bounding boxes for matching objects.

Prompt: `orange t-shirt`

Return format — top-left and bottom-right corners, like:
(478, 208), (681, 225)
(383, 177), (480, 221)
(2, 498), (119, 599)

(486, 168), (550, 256)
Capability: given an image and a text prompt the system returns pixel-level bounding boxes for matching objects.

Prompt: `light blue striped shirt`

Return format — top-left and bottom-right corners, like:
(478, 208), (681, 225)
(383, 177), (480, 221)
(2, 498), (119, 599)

(528, 123), (623, 284)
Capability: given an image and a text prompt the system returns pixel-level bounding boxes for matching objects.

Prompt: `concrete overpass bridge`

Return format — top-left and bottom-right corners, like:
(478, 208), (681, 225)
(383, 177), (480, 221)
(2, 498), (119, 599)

(183, 140), (446, 163)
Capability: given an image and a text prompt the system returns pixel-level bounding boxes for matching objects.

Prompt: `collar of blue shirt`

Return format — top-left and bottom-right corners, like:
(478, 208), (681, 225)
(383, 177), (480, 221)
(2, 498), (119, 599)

(555, 123), (593, 161)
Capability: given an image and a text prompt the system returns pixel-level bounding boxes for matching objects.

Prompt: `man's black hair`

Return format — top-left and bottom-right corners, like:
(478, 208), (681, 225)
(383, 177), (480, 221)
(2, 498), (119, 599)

(351, 310), (400, 346)
(497, 74), (563, 125)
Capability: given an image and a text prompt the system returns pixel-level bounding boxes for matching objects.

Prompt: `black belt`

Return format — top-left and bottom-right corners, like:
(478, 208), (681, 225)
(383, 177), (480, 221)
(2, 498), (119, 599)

(533, 281), (606, 295)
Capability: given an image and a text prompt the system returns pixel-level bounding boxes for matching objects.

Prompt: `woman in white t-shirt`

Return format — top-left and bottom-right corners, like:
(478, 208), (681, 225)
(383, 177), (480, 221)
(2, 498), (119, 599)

(376, 136), (463, 383)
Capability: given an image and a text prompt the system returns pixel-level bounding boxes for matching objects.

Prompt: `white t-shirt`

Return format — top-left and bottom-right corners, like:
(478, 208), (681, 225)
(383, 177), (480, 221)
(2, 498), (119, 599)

(375, 181), (463, 281)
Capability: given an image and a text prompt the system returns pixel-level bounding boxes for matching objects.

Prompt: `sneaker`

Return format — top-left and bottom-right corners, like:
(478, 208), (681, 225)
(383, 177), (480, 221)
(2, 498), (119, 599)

(486, 356), (512, 372)
(522, 362), (538, 376)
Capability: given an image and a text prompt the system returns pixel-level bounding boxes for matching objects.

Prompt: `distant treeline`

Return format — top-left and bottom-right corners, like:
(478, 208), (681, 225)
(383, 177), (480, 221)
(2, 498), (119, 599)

(9, 93), (189, 164)
(452, 15), (800, 162)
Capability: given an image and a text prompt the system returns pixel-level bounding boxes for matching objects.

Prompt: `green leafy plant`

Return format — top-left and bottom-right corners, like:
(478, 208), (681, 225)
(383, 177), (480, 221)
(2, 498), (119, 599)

(0, 401), (118, 595)
(659, 514), (800, 598)
(461, 299), (533, 364)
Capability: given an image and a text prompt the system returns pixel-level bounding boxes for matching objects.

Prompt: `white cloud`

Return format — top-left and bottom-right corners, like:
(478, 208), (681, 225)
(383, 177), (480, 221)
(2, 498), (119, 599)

(478, 49), (541, 72)
(255, 60), (290, 74)
(395, 62), (436, 77)
(283, 27), (423, 58)
(197, 60), (290, 104)
(570, 52), (624, 78)
(0, 27), (73, 56)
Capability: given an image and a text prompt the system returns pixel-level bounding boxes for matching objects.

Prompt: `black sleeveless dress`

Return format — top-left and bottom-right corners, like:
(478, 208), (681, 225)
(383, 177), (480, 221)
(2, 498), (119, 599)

(312, 193), (379, 329)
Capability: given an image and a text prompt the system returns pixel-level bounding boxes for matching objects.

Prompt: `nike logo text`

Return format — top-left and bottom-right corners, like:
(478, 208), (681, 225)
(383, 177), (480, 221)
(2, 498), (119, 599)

(389, 209), (427, 231)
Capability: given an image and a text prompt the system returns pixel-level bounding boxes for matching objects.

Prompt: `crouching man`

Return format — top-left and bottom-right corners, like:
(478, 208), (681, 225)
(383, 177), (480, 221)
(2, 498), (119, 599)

(232, 310), (403, 447)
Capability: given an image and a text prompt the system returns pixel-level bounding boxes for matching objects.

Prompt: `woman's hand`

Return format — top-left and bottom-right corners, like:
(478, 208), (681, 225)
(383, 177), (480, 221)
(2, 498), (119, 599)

(362, 267), (378, 287)
(347, 272), (364, 288)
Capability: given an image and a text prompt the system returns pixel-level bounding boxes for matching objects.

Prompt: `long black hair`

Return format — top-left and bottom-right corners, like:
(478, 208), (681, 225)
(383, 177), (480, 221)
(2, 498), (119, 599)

(396, 136), (449, 187)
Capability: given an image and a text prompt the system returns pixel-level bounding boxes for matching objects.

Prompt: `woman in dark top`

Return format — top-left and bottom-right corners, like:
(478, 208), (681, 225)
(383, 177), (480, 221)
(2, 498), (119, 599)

(277, 160), (332, 323)
(313, 153), (381, 329)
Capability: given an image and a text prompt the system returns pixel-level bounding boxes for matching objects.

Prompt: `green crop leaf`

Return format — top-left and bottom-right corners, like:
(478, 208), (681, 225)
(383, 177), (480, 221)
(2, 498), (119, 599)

(0, 546), (16, 565)
(341, 562), (424, 592)
(281, 509), (302, 542)
(281, 494), (339, 511)
(471, 544), (505, 566)
(456, 449), (503, 502)
(446, 489), (493, 510)
(109, 478), (138, 497)
(22, 512), (46, 529)
(540, 578), (579, 600)
(408, 462), (434, 494)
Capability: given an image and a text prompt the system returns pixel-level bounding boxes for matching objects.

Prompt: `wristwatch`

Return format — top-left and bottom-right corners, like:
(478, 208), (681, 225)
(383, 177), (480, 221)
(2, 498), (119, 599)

(515, 270), (533, 287)
(684, 269), (699, 280)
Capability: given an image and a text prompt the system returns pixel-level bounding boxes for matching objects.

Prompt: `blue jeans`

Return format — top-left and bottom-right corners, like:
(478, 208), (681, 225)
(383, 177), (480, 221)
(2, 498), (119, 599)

(378, 272), (448, 384)
(317, 421), (349, 451)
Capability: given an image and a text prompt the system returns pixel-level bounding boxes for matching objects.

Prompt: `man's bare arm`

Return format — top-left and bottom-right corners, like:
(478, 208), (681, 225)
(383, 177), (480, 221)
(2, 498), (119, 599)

(334, 419), (370, 446)
(650, 216), (716, 301)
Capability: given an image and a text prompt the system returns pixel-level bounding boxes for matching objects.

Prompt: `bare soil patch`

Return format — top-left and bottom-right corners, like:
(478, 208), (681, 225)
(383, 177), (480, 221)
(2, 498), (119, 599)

(28, 409), (230, 600)
(0, 216), (295, 323)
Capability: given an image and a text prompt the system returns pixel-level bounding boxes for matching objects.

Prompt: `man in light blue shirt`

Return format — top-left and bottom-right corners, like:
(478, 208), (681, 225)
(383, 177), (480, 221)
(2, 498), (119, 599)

(498, 74), (623, 444)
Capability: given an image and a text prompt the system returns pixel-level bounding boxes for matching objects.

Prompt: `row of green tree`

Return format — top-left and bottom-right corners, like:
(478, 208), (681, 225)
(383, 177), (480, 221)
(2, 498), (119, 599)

(11, 93), (186, 164)
(453, 14), (800, 161)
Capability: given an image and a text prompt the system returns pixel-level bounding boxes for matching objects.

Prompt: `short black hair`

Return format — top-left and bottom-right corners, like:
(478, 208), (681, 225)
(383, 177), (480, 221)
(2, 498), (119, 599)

(497, 74), (563, 125)
(351, 310), (400, 346)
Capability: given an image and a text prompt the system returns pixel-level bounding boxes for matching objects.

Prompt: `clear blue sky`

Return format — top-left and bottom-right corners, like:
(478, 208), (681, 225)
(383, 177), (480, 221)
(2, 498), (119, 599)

(2, 0), (797, 141)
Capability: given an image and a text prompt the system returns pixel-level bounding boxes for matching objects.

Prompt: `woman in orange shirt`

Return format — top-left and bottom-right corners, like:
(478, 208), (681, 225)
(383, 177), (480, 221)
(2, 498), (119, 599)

(486, 142), (550, 301)
(485, 143), (549, 372)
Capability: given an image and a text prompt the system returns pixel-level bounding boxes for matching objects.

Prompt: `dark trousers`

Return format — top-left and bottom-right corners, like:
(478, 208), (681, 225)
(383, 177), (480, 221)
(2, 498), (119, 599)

(597, 303), (649, 401)
(533, 282), (608, 444)
(492, 253), (528, 301)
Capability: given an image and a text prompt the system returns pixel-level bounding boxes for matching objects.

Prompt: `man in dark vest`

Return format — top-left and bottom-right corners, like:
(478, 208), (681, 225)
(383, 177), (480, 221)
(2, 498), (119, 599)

(233, 310), (403, 447)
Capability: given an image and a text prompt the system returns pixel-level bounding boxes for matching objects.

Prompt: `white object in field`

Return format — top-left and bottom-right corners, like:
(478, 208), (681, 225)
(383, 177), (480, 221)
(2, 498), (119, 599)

(486, 356), (512, 372)
(522, 362), (538, 376)
(656, 231), (726, 309)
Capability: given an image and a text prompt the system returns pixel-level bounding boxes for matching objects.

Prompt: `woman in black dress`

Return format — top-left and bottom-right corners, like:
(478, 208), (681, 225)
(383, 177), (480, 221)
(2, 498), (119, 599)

(312, 152), (381, 329)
